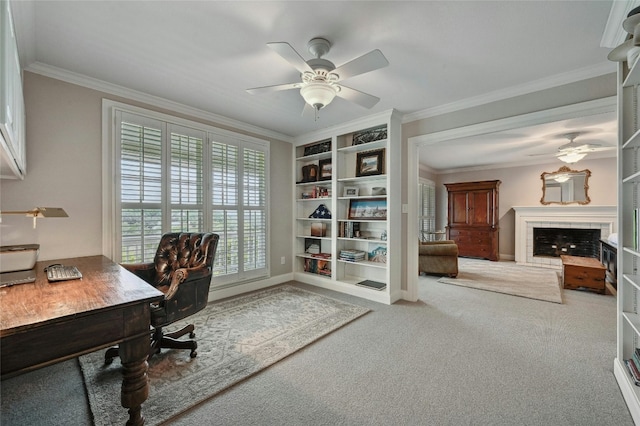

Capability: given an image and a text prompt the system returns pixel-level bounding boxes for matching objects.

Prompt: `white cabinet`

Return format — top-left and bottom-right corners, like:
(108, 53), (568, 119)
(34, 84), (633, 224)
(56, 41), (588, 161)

(292, 110), (401, 304)
(614, 56), (640, 422)
(0, 0), (26, 179)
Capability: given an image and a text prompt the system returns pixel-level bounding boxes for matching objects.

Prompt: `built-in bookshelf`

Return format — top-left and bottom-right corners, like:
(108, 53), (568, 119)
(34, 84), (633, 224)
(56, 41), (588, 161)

(292, 110), (401, 304)
(614, 48), (640, 423)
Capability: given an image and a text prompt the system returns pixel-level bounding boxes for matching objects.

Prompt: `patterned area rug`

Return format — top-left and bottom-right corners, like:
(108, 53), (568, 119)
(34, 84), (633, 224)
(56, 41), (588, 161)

(437, 258), (563, 304)
(79, 285), (369, 425)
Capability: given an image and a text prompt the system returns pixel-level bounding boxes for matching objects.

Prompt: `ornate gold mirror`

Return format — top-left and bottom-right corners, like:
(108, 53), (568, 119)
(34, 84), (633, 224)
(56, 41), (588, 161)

(540, 166), (591, 205)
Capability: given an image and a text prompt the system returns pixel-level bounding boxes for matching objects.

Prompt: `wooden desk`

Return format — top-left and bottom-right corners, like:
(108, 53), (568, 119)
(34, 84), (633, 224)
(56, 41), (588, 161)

(0, 255), (164, 426)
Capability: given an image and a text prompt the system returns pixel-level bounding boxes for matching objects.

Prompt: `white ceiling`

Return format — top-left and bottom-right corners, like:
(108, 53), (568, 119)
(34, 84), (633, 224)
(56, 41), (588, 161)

(10, 1), (622, 170)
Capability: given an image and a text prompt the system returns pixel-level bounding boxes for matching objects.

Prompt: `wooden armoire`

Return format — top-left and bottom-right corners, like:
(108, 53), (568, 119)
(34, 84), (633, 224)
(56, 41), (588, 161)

(445, 180), (500, 261)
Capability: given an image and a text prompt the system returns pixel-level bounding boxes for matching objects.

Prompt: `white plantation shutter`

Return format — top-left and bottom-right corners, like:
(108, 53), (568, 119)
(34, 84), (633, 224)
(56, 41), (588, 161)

(119, 115), (163, 262)
(210, 139), (268, 283)
(243, 147), (266, 272)
(418, 179), (436, 240)
(211, 141), (240, 277)
(112, 107), (269, 284)
(170, 125), (205, 232)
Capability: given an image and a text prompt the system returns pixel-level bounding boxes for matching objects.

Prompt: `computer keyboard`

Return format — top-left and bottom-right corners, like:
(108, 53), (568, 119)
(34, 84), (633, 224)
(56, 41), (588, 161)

(46, 265), (83, 282)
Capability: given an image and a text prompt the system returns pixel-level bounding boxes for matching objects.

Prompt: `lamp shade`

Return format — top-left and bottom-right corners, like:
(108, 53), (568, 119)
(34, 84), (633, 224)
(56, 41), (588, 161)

(557, 152), (587, 164)
(300, 82), (337, 110)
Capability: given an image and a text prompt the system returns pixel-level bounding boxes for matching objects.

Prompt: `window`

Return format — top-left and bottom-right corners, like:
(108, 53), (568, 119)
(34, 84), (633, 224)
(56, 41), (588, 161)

(106, 103), (269, 286)
(418, 179), (436, 241)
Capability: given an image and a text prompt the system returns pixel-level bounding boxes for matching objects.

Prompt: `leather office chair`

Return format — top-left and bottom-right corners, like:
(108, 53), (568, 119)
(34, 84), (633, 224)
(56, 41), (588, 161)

(105, 232), (219, 364)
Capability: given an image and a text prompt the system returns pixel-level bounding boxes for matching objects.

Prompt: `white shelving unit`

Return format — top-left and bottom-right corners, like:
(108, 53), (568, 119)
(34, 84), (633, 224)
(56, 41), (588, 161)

(292, 110), (401, 304)
(615, 57), (640, 423)
(0, 0), (26, 179)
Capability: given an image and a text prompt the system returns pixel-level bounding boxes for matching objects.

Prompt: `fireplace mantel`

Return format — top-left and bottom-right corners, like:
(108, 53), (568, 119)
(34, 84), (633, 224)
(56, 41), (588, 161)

(513, 205), (616, 268)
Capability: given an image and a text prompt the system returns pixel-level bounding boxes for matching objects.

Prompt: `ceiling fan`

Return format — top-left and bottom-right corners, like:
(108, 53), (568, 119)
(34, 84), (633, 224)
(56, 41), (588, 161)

(246, 37), (389, 115)
(529, 132), (613, 163)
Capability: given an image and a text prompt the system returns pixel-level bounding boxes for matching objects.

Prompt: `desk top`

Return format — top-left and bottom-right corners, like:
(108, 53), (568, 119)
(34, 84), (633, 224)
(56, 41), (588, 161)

(0, 255), (163, 336)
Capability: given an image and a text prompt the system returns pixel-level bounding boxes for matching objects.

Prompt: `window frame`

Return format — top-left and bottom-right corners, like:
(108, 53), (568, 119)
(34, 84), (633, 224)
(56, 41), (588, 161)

(102, 100), (270, 286)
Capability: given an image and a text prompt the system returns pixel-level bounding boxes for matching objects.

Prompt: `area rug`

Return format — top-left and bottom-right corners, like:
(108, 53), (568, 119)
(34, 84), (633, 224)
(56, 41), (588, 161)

(78, 285), (369, 426)
(436, 258), (563, 304)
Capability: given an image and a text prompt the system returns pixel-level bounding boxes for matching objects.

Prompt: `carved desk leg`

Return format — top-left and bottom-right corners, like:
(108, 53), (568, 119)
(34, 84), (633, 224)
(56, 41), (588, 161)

(119, 304), (152, 426)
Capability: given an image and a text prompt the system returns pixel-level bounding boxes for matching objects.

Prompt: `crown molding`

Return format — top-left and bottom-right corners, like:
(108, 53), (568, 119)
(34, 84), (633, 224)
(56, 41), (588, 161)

(434, 152), (616, 176)
(601, 0), (640, 48)
(408, 96), (616, 146)
(402, 62), (615, 124)
(24, 62), (294, 144)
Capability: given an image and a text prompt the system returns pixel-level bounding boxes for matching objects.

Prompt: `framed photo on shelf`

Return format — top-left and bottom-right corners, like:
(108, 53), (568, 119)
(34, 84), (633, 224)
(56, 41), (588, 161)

(303, 139), (331, 157)
(348, 197), (387, 220)
(356, 149), (384, 177)
(318, 158), (332, 181)
(343, 186), (359, 197)
(352, 125), (387, 145)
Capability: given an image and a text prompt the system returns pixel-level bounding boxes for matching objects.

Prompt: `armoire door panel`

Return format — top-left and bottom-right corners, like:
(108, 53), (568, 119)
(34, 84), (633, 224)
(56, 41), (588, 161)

(449, 192), (469, 225)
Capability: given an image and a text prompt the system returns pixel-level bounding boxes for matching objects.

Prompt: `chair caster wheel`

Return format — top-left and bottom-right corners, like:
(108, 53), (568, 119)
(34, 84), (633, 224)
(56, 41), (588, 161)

(104, 358), (113, 365)
(190, 350), (197, 358)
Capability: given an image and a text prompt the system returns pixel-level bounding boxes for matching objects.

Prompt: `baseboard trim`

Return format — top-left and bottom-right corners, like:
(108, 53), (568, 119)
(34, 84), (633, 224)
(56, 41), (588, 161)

(208, 273), (294, 302)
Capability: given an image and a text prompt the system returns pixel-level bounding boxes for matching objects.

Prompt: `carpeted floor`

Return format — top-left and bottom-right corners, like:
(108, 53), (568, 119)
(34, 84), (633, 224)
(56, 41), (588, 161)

(1, 279), (632, 425)
(437, 258), (563, 303)
(78, 285), (369, 426)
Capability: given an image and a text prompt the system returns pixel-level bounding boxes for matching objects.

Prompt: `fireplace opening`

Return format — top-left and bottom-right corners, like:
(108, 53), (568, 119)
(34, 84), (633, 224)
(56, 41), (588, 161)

(533, 227), (601, 258)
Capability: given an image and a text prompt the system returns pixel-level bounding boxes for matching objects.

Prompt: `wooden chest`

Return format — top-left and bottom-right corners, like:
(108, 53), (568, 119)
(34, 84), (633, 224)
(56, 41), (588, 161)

(561, 255), (606, 294)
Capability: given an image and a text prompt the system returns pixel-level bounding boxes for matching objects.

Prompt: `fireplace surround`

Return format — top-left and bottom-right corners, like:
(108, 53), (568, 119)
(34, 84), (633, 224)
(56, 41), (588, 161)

(513, 206), (616, 269)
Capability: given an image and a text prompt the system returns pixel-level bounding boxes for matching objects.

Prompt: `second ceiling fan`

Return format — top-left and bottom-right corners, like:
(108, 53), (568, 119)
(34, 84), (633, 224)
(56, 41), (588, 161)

(246, 37), (389, 114)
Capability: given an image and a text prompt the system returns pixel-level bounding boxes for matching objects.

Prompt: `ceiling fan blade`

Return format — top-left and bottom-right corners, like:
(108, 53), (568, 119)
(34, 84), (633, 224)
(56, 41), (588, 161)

(246, 82), (300, 95)
(336, 85), (380, 109)
(267, 42), (313, 74)
(332, 50), (389, 81)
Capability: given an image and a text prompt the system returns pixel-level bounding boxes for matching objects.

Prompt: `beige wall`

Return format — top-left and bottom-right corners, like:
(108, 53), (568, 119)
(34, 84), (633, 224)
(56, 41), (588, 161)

(0, 72), (293, 277)
(400, 74), (617, 290)
(434, 156), (616, 258)
(1, 70), (618, 296)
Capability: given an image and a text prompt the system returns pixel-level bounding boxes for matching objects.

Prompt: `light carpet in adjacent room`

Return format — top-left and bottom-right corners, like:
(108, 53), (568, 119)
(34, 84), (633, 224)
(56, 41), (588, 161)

(437, 258), (563, 304)
(78, 285), (369, 426)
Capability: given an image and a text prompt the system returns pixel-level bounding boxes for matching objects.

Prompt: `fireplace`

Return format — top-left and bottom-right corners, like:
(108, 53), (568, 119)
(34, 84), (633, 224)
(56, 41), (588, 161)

(513, 206), (616, 269)
(533, 227), (601, 258)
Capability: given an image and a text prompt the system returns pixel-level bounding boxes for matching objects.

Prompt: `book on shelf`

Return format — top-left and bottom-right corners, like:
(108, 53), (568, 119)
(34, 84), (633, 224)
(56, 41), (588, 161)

(625, 359), (640, 386)
(356, 279), (386, 291)
(633, 348), (640, 369)
(304, 258), (331, 275)
(339, 249), (366, 262)
(338, 221), (360, 238)
(301, 185), (331, 199)
(311, 252), (331, 259)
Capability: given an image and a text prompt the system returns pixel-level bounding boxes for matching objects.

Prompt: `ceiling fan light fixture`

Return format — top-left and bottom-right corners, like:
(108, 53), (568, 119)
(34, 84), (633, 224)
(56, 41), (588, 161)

(558, 151), (587, 164)
(300, 82), (337, 110)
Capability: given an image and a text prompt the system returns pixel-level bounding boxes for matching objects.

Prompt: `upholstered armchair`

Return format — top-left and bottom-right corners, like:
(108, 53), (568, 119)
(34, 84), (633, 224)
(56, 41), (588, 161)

(105, 232), (219, 364)
(419, 240), (459, 278)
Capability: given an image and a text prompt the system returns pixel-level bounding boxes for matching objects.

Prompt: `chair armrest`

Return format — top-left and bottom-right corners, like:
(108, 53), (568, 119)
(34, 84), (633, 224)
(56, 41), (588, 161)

(162, 266), (211, 300)
(120, 262), (156, 283)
